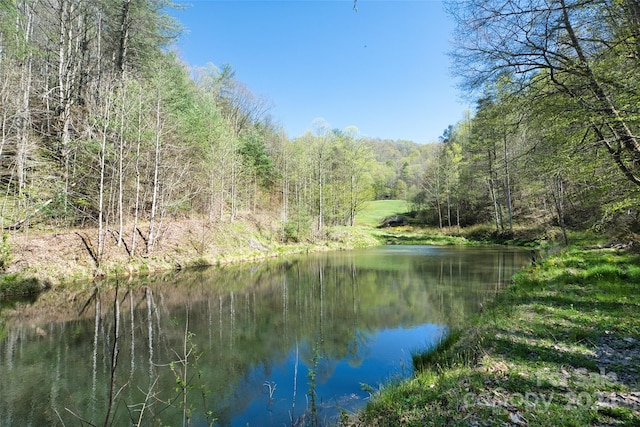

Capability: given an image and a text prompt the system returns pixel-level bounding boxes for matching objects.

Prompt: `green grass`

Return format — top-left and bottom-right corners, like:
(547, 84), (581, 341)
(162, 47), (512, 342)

(355, 200), (410, 227)
(373, 226), (471, 245)
(355, 201), (584, 248)
(355, 247), (640, 426)
(0, 274), (44, 297)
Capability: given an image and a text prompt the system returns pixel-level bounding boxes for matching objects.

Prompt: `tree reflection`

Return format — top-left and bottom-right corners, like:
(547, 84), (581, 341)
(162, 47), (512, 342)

(0, 246), (529, 426)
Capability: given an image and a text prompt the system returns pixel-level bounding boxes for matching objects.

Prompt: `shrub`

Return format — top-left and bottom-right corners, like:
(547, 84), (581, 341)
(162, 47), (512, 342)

(0, 234), (11, 273)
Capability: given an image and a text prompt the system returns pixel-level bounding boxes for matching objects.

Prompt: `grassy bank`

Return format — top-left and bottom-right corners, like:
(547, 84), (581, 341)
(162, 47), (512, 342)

(355, 200), (411, 227)
(0, 199), (558, 297)
(355, 247), (640, 426)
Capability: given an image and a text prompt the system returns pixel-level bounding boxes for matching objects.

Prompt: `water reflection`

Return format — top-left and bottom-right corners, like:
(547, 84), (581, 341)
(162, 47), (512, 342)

(0, 245), (529, 426)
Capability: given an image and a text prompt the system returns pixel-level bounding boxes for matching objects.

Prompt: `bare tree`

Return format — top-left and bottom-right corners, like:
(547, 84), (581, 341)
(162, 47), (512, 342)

(448, 0), (640, 185)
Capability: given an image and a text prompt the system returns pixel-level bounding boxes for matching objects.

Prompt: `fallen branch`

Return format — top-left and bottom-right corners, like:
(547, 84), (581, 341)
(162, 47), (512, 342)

(6, 199), (53, 230)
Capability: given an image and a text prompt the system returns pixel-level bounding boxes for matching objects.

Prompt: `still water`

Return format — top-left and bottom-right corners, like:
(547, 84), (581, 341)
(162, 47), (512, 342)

(0, 245), (529, 426)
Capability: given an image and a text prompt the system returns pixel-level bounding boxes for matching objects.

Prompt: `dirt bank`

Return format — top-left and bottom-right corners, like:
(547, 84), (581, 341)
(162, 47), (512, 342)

(2, 216), (379, 296)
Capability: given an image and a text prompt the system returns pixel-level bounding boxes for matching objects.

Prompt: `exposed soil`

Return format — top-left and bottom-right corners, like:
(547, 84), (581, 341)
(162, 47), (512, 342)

(4, 215), (287, 289)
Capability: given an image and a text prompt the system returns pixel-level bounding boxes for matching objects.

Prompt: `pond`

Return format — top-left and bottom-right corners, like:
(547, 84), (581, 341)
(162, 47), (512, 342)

(0, 245), (530, 426)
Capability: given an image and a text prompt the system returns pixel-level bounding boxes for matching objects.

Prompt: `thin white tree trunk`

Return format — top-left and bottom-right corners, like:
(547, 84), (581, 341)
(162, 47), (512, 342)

(97, 87), (113, 265)
(230, 160), (237, 222)
(131, 92), (142, 256)
(147, 96), (162, 253)
(16, 1), (36, 198)
(208, 165), (215, 222)
(503, 131), (513, 231)
(117, 84), (126, 246)
(57, 0), (82, 216)
(219, 171), (225, 221)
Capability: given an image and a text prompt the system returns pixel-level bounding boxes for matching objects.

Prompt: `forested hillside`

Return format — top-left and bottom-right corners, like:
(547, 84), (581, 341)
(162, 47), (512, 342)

(411, 0), (640, 239)
(1, 0), (639, 276)
(0, 1), (428, 266)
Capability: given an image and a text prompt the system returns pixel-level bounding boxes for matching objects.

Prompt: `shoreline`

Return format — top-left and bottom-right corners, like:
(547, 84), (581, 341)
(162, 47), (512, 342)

(3, 221), (638, 424)
(355, 246), (640, 425)
(0, 218), (381, 298)
(2, 219), (550, 299)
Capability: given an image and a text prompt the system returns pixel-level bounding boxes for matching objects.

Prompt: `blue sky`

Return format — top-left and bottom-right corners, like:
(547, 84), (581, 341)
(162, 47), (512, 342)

(169, 0), (467, 143)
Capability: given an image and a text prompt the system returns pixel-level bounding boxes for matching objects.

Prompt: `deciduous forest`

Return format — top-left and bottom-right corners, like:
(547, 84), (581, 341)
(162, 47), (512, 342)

(1, 2), (639, 425)
(0, 1), (433, 262)
(0, 0), (638, 276)
(436, 0), (640, 243)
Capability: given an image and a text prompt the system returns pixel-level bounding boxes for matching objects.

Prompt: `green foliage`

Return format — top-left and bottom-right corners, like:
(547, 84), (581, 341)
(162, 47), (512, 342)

(283, 209), (312, 242)
(0, 274), (41, 297)
(239, 131), (277, 187)
(1, 0), (638, 281)
(0, 234), (11, 273)
(359, 248), (640, 426)
(166, 326), (217, 426)
(307, 342), (321, 425)
(356, 200), (410, 227)
(376, 227), (470, 246)
(442, 0), (640, 233)
(282, 220), (300, 243)
(411, 330), (459, 372)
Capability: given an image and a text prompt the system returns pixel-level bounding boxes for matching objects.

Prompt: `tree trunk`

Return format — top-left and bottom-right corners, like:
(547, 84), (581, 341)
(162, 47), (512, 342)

(148, 96), (162, 253)
(253, 172), (257, 213)
(503, 130), (513, 231)
(208, 166), (216, 222)
(56, 0), (83, 217)
(446, 193), (452, 228)
(116, 0), (131, 76)
(282, 156), (289, 224)
(15, 2), (36, 198)
(318, 171), (324, 232)
(559, 0), (640, 185)
(488, 147), (503, 231)
(15, 54), (31, 198)
(349, 174), (356, 226)
(96, 86), (113, 265)
(117, 84), (126, 247)
(436, 196), (443, 229)
(489, 177), (500, 232)
(230, 160), (237, 222)
(131, 90), (143, 257)
(219, 171), (225, 221)
(552, 173), (569, 245)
